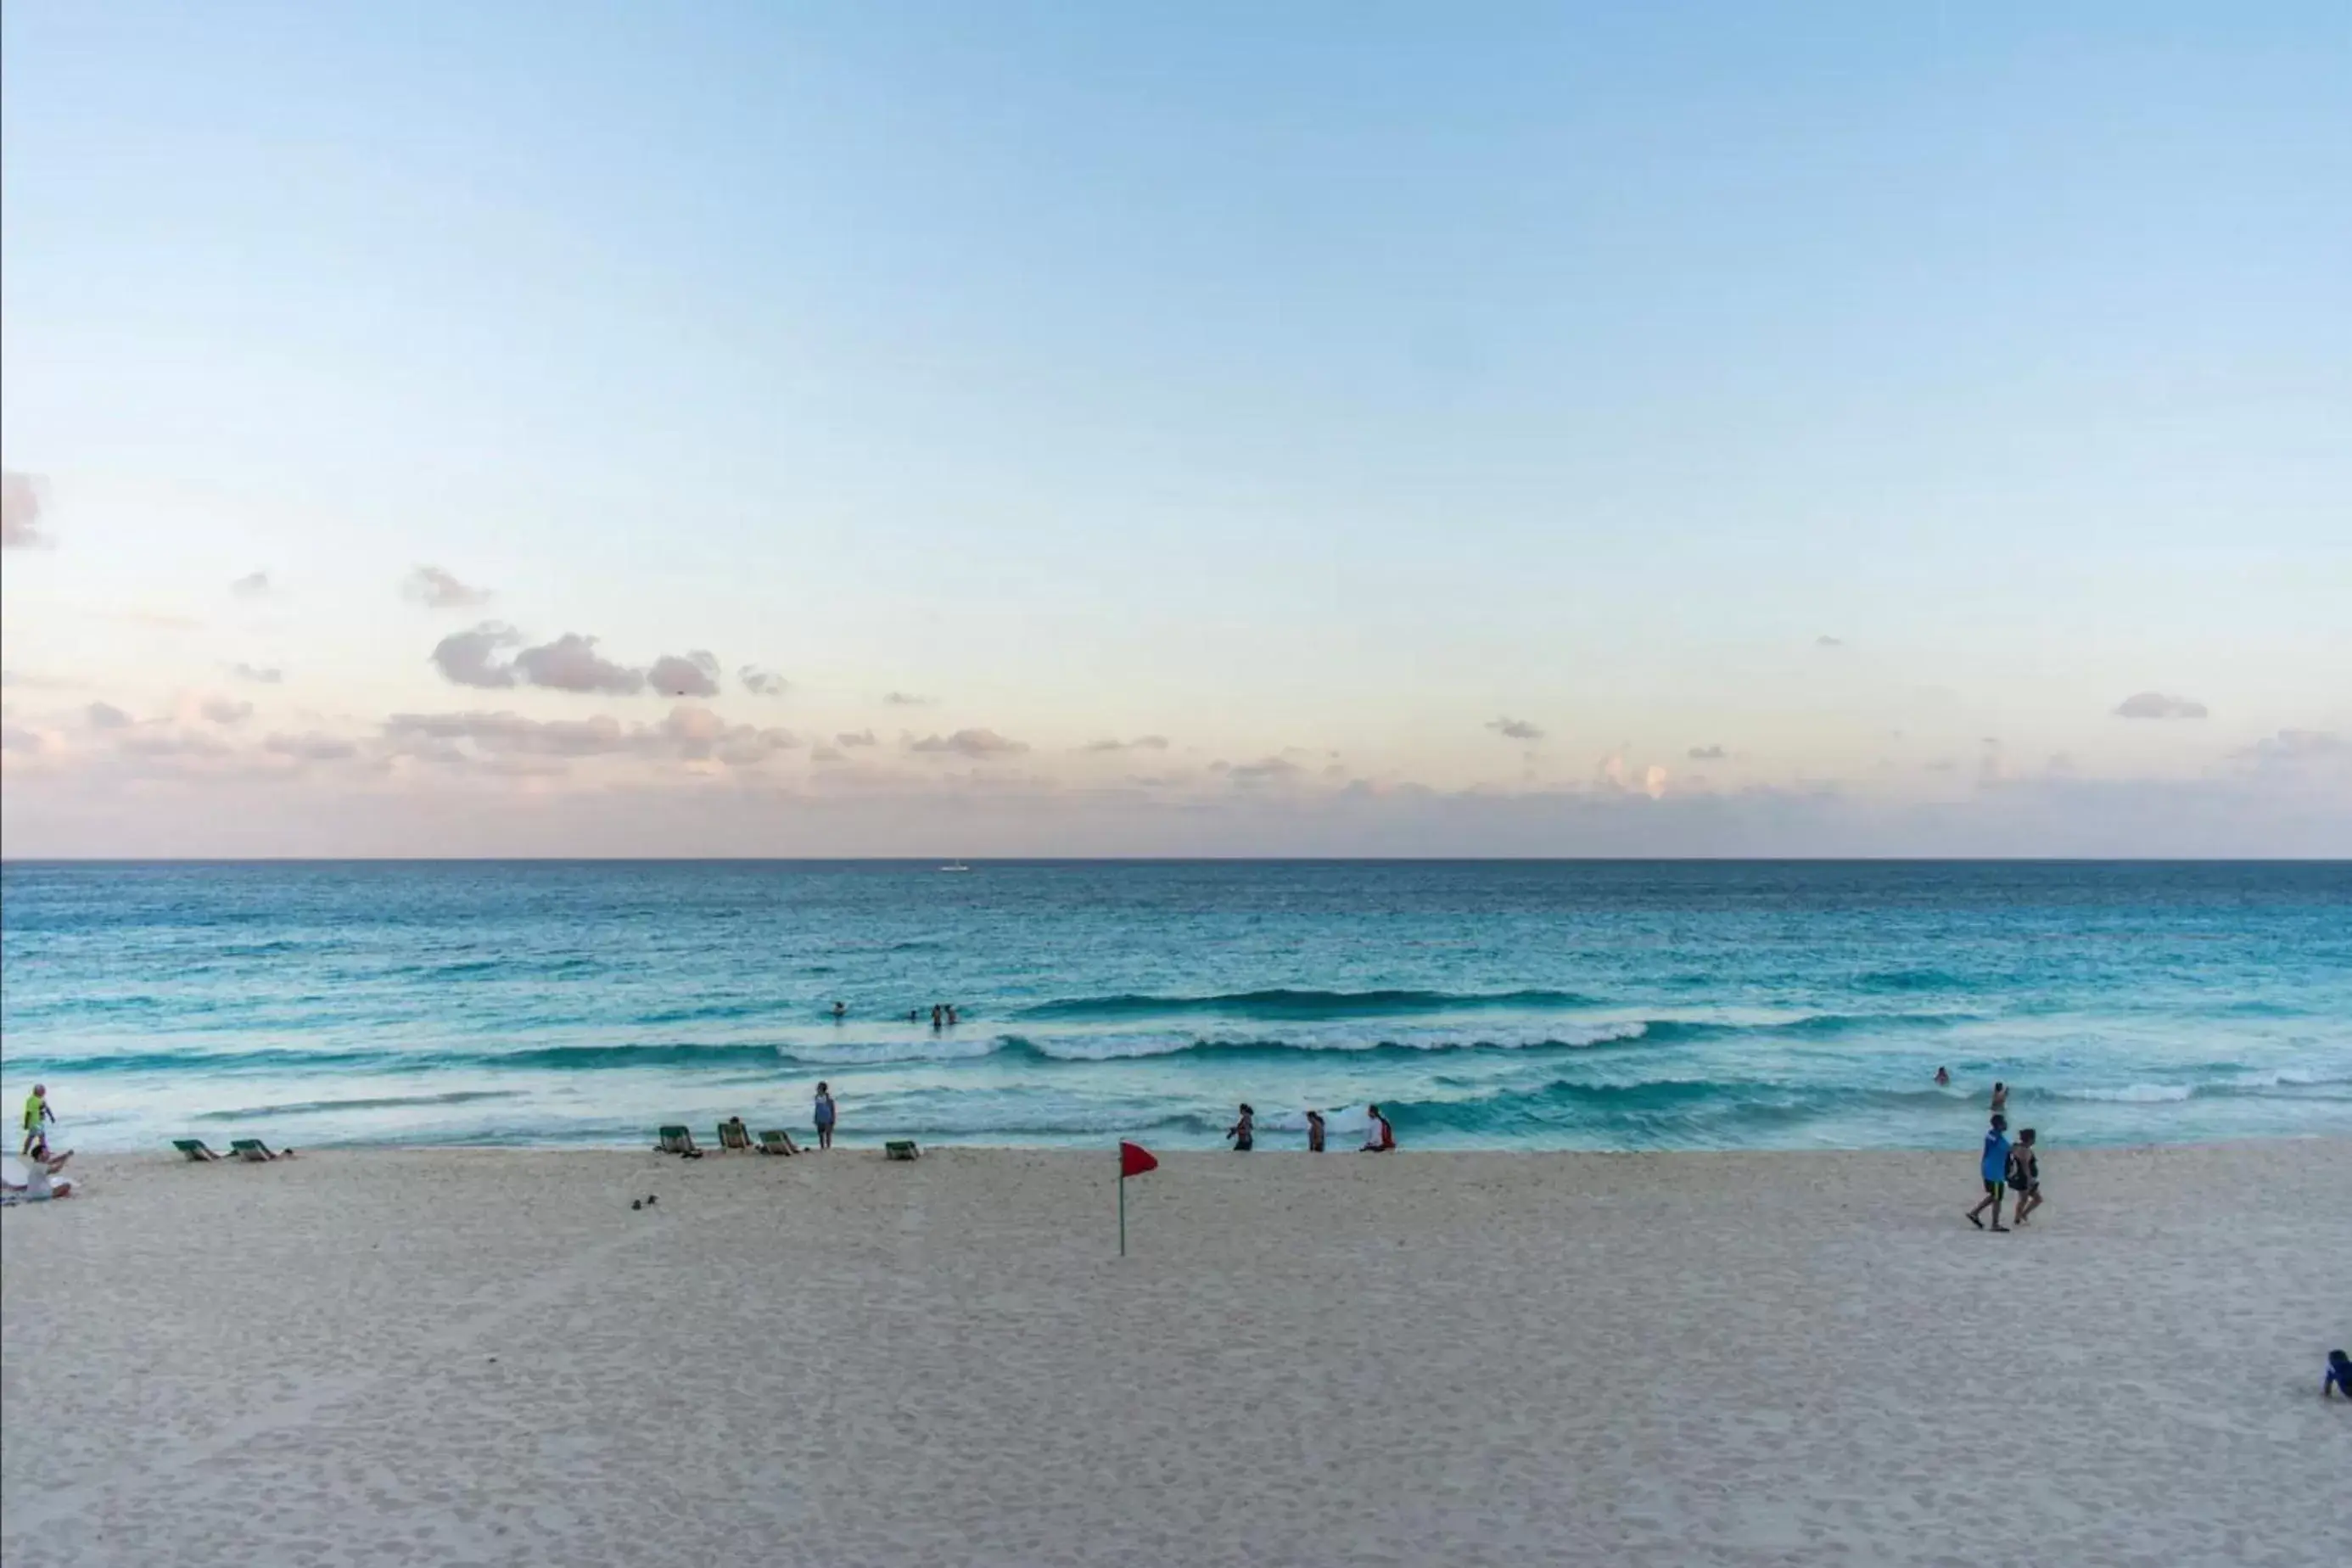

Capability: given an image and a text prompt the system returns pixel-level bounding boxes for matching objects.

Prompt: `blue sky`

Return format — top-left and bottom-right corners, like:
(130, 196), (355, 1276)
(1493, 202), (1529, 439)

(3, 2), (2347, 854)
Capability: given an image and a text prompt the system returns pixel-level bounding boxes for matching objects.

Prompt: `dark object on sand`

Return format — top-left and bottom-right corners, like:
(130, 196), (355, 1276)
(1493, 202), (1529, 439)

(886, 1140), (921, 1161)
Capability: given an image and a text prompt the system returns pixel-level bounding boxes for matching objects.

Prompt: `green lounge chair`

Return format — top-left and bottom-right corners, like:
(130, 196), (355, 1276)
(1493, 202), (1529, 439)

(715, 1120), (754, 1151)
(227, 1139), (283, 1162)
(885, 1140), (920, 1162)
(173, 1140), (223, 1162)
(756, 1128), (798, 1156)
(655, 1126), (702, 1156)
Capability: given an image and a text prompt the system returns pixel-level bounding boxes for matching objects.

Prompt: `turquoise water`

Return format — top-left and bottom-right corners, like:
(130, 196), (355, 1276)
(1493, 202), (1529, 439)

(3, 860), (2347, 1153)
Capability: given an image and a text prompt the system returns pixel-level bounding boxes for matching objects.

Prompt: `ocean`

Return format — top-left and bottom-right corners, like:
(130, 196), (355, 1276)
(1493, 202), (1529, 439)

(3, 860), (2347, 1155)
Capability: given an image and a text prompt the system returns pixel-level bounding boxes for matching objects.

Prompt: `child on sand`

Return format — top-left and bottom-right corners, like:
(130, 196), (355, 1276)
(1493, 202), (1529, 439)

(814, 1083), (837, 1151)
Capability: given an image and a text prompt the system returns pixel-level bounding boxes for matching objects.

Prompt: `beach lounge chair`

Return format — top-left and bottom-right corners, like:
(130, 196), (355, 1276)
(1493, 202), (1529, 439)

(885, 1140), (921, 1162)
(227, 1139), (283, 1162)
(716, 1121), (753, 1151)
(655, 1126), (703, 1156)
(173, 1140), (224, 1162)
(756, 1129), (797, 1156)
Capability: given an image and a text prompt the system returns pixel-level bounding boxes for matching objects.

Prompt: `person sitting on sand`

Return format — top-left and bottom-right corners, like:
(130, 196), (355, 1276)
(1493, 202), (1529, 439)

(2327, 1350), (2351, 1398)
(1306, 1109), (1326, 1152)
(1935, 1067), (1951, 1087)
(1362, 1104), (1396, 1152)
(1968, 1115), (2011, 1232)
(3, 1142), (73, 1201)
(1226, 1104), (1255, 1152)
(814, 1082), (837, 1151)
(2007, 1128), (2042, 1226)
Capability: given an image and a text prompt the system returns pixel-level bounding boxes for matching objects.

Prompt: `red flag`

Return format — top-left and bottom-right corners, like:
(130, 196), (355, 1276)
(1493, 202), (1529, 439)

(1119, 1140), (1158, 1178)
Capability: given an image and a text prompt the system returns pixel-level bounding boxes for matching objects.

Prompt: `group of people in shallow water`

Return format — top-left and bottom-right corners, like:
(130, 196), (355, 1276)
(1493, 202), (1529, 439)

(827, 1001), (962, 1028)
(1225, 1102), (1395, 1153)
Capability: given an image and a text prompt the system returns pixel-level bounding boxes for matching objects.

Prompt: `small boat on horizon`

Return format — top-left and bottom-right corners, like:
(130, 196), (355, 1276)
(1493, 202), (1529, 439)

(939, 860), (971, 872)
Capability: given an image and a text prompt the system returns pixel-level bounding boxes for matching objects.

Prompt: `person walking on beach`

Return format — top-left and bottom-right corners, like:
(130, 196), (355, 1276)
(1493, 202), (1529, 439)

(814, 1082), (837, 1151)
(1306, 1109), (1326, 1152)
(1362, 1104), (1396, 1152)
(21, 1084), (53, 1156)
(2007, 1128), (2042, 1226)
(1968, 1114), (2012, 1231)
(1226, 1103), (1255, 1152)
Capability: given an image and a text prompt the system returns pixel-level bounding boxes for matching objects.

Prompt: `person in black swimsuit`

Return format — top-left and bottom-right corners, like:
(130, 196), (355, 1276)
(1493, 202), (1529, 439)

(2007, 1128), (2041, 1226)
(1226, 1104), (1255, 1152)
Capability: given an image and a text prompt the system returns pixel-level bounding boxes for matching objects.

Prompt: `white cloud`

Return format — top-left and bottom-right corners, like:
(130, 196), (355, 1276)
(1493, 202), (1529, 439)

(2, 472), (49, 548)
(201, 698), (254, 726)
(739, 665), (789, 697)
(837, 729), (879, 748)
(1084, 736), (1171, 753)
(1223, 755), (1305, 787)
(386, 710), (630, 757)
(86, 701), (134, 731)
(1487, 717), (1544, 742)
(231, 663), (285, 685)
(2114, 692), (2209, 720)
(512, 633), (645, 695)
(429, 623), (523, 689)
(647, 651), (721, 698)
(230, 571), (275, 599)
(652, 704), (799, 764)
(404, 566), (494, 608)
(1816, 635), (1845, 648)
(882, 691), (934, 707)
(908, 728), (1028, 758)
(1687, 744), (1727, 760)
(265, 731), (358, 763)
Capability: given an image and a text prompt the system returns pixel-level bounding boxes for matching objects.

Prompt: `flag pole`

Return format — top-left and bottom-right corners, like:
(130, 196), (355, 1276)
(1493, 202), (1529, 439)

(1118, 1159), (1128, 1257)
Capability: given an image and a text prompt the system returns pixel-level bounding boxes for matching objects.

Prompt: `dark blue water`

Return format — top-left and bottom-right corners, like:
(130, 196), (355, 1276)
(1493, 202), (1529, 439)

(3, 861), (2347, 1152)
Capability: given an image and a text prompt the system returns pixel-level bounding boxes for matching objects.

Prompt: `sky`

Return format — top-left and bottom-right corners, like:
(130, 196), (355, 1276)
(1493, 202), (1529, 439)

(3, 1), (2348, 856)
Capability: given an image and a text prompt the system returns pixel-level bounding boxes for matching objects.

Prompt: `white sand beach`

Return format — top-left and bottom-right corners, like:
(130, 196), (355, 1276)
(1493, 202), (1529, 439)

(5, 1140), (2349, 1567)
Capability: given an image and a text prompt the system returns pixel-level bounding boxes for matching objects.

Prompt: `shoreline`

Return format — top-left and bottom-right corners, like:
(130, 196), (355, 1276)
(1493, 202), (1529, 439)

(9, 1140), (2350, 1565)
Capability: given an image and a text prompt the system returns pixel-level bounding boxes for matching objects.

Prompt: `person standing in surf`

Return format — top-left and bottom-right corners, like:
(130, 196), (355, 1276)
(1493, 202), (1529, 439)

(1306, 1109), (1326, 1152)
(814, 1082), (837, 1151)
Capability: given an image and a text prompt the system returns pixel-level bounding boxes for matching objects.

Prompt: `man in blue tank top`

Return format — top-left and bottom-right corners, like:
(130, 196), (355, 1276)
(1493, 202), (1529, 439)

(1966, 1115), (2011, 1232)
